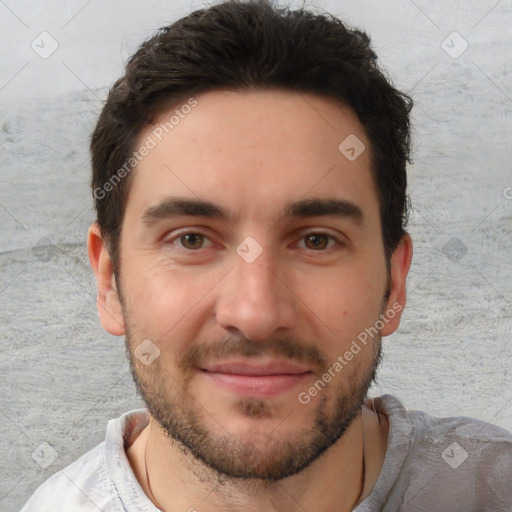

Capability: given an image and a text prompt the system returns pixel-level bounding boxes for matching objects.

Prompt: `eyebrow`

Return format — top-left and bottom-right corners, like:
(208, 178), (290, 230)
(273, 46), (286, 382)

(142, 197), (228, 224)
(284, 198), (364, 224)
(141, 197), (364, 225)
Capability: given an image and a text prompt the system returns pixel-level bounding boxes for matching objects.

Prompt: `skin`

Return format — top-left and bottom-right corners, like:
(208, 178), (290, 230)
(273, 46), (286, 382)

(88, 89), (413, 512)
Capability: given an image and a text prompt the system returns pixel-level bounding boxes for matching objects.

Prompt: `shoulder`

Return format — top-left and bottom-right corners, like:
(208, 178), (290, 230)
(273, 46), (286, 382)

(399, 396), (512, 464)
(20, 441), (119, 512)
(376, 395), (512, 511)
(379, 394), (512, 453)
(21, 408), (150, 512)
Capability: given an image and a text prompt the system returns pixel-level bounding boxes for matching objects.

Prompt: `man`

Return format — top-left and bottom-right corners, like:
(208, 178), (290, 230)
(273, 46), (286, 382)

(22, 1), (512, 510)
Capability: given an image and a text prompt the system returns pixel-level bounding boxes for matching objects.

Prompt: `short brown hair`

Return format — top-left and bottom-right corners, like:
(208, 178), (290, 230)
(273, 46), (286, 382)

(91, 0), (413, 267)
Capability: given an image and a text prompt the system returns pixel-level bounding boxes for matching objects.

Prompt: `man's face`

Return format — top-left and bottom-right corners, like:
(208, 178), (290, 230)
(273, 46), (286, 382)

(102, 89), (407, 480)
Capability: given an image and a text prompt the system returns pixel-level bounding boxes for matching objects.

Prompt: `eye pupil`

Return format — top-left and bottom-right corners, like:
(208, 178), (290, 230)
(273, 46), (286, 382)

(181, 233), (203, 249)
(305, 233), (328, 250)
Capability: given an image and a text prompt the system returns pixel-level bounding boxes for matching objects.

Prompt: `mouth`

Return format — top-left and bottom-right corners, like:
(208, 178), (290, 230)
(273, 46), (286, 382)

(198, 360), (313, 398)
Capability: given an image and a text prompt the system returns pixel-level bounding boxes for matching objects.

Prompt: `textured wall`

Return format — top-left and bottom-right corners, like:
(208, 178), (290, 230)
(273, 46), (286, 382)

(1, 0), (511, 510)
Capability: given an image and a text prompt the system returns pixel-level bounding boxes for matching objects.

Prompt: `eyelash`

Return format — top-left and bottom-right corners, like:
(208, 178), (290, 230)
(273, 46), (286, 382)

(174, 232), (213, 250)
(295, 232), (340, 251)
(166, 229), (343, 252)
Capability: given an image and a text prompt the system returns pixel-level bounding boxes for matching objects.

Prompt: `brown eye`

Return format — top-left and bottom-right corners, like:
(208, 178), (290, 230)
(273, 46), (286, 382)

(304, 233), (329, 250)
(179, 233), (205, 249)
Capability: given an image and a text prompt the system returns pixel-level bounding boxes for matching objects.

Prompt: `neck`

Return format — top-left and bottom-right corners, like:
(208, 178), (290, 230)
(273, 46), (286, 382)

(128, 403), (387, 512)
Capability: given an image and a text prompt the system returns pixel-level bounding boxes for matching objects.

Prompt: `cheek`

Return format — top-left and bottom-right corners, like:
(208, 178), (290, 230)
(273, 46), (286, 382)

(121, 257), (224, 342)
(293, 265), (386, 336)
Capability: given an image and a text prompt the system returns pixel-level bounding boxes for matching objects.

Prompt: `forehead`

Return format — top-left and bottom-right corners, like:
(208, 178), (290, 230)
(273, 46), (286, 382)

(127, 89), (378, 224)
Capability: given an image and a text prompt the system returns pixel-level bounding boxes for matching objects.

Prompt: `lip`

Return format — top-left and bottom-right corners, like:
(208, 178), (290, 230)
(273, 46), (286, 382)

(199, 359), (312, 398)
(201, 360), (312, 375)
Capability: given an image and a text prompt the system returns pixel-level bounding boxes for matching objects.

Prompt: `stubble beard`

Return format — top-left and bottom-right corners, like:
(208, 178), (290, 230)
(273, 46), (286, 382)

(125, 327), (382, 483)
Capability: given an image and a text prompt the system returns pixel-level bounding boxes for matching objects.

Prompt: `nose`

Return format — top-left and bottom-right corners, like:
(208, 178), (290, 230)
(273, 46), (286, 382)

(215, 249), (298, 341)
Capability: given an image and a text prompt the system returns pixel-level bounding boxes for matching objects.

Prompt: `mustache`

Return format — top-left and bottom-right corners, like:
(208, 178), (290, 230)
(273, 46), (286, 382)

(179, 337), (329, 373)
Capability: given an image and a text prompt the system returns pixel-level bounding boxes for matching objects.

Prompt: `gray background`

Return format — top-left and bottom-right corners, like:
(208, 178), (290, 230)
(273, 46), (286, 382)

(1, 0), (511, 509)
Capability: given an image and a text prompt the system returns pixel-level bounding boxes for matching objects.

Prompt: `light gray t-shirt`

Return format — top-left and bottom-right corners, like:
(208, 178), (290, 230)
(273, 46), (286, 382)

(21, 395), (512, 511)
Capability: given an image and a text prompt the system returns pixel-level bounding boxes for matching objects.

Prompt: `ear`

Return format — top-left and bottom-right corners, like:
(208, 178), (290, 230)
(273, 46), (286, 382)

(380, 233), (413, 336)
(87, 223), (125, 336)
